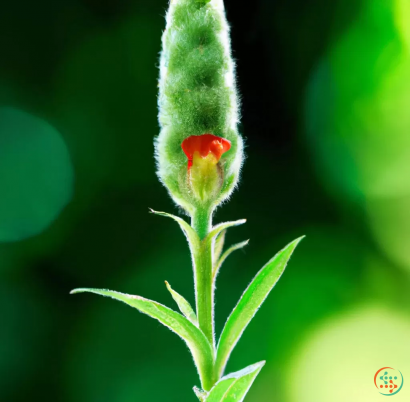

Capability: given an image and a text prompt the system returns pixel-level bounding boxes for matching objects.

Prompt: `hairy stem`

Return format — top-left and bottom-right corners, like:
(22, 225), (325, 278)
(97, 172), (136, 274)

(192, 206), (212, 240)
(192, 206), (215, 353)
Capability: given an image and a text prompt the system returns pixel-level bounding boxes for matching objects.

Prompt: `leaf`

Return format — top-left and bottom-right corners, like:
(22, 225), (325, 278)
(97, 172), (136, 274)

(213, 240), (249, 279)
(165, 281), (198, 326)
(206, 219), (246, 243)
(205, 361), (265, 401)
(71, 288), (214, 390)
(215, 237), (304, 378)
(149, 208), (200, 252)
(214, 229), (226, 263)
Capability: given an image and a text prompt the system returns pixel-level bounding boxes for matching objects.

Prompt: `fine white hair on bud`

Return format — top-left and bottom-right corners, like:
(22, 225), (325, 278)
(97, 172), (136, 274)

(155, 0), (243, 214)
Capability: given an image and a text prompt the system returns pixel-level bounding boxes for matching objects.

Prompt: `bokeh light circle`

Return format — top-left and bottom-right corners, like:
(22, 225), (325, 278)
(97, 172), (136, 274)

(0, 107), (73, 241)
(287, 306), (410, 402)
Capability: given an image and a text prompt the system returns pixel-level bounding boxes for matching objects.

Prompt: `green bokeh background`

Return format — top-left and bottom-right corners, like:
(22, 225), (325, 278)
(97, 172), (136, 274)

(1, 0), (410, 401)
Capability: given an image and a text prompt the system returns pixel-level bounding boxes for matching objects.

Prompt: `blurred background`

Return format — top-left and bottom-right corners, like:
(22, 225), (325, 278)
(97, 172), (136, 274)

(1, 0), (410, 400)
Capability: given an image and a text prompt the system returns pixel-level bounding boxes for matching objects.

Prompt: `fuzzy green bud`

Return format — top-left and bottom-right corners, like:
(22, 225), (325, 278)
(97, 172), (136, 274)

(155, 0), (243, 214)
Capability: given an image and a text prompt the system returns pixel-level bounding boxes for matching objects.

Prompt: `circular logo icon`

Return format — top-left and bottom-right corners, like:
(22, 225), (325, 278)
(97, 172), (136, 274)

(374, 367), (404, 396)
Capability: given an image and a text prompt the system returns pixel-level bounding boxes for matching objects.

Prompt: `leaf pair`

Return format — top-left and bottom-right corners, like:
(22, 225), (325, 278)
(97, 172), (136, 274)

(71, 210), (303, 401)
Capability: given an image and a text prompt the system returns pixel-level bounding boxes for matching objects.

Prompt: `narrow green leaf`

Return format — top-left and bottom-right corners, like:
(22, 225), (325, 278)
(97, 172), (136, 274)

(149, 208), (200, 251)
(206, 219), (246, 243)
(206, 361), (265, 401)
(165, 281), (198, 326)
(215, 237), (304, 378)
(214, 230), (226, 263)
(71, 288), (214, 390)
(213, 240), (249, 279)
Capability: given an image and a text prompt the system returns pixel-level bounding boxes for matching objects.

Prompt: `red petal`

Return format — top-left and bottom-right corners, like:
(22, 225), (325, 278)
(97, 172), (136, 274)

(181, 134), (231, 162)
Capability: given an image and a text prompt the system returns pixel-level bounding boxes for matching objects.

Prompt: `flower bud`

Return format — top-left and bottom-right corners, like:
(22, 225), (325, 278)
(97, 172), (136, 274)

(155, 0), (243, 214)
(182, 134), (231, 202)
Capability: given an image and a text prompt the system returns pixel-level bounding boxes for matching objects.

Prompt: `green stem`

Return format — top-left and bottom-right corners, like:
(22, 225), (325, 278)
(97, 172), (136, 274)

(191, 206), (215, 350)
(192, 206), (212, 240)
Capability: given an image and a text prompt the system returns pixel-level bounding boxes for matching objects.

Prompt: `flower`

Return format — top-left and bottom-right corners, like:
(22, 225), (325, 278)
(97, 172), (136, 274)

(182, 134), (231, 170)
(180, 134), (231, 203)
